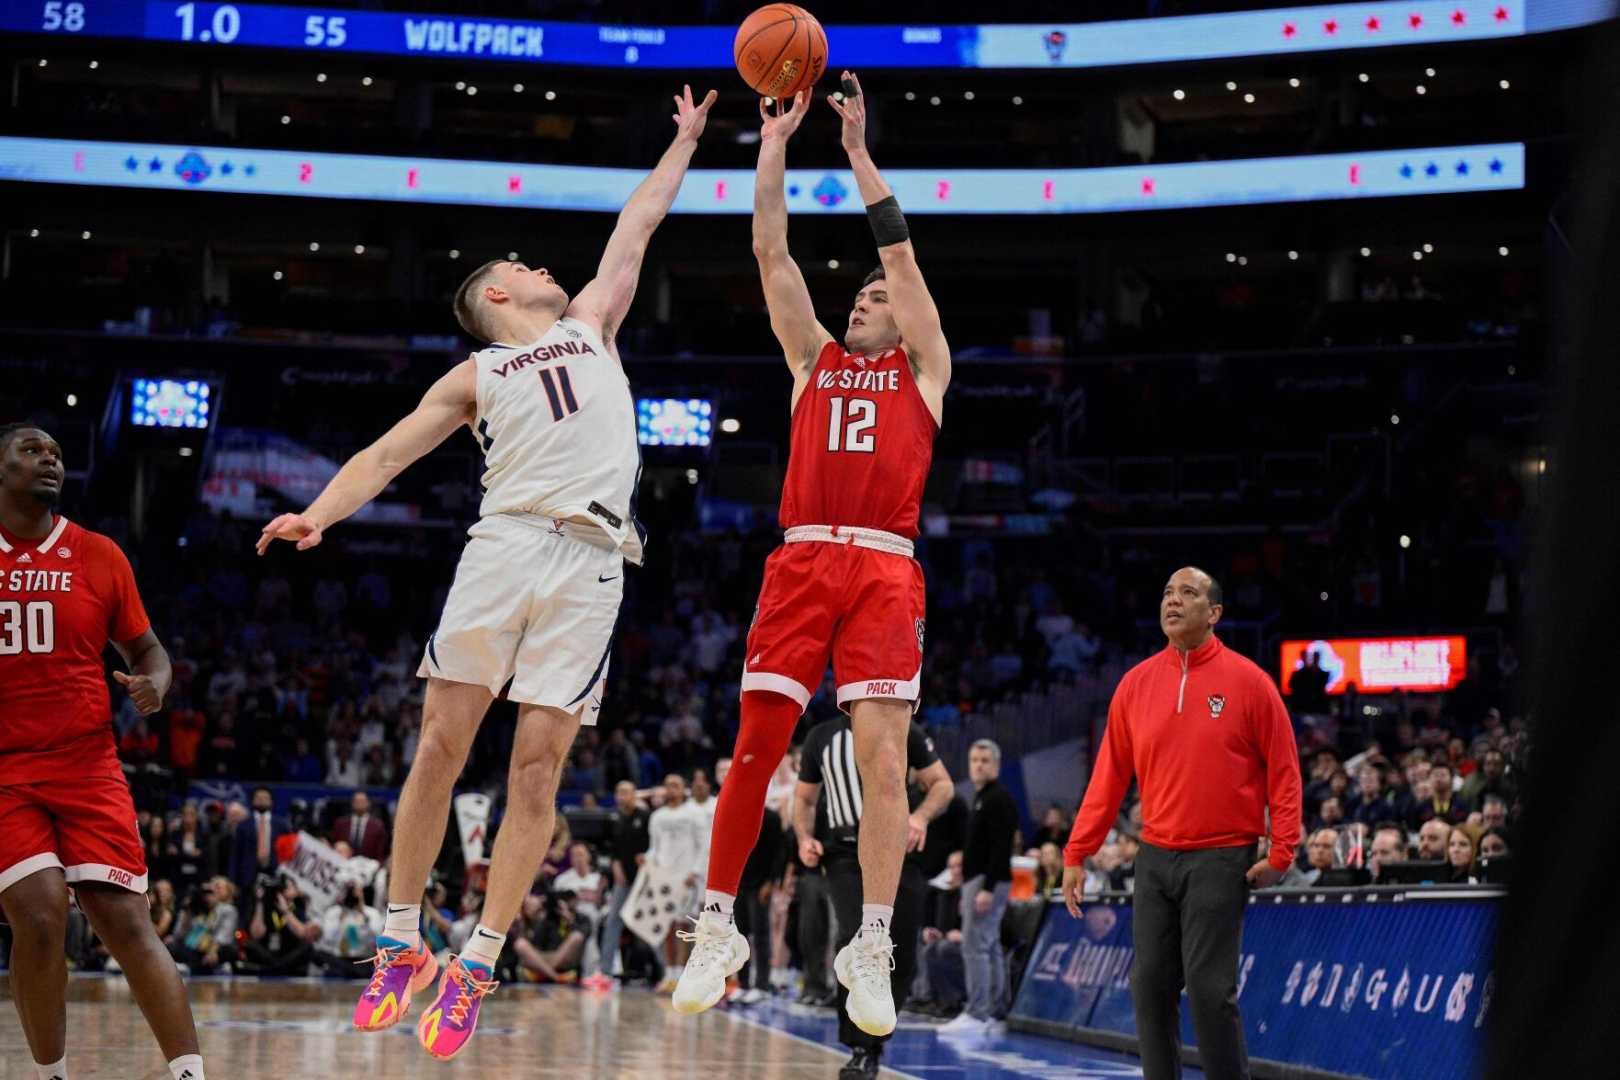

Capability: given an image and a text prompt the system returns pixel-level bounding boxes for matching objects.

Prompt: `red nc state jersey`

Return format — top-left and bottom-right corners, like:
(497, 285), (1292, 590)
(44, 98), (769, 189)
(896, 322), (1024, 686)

(0, 517), (150, 784)
(779, 342), (938, 538)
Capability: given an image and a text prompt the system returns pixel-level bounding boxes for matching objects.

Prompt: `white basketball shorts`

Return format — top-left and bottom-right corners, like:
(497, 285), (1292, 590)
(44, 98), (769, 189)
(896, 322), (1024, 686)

(417, 513), (624, 719)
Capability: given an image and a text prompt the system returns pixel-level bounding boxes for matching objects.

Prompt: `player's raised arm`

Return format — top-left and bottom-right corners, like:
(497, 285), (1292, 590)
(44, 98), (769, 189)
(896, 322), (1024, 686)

(255, 359), (476, 555)
(752, 89), (835, 387)
(570, 84), (718, 344)
(829, 71), (951, 419)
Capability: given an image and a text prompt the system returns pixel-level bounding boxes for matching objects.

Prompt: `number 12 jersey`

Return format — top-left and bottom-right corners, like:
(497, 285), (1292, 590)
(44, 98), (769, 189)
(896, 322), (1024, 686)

(778, 342), (938, 538)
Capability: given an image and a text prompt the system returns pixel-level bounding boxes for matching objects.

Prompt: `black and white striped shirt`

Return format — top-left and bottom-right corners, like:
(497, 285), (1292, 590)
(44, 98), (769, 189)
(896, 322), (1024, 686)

(799, 717), (940, 843)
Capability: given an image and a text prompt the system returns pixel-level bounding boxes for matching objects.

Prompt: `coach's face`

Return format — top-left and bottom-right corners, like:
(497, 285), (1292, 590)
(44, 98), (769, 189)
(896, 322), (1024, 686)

(1160, 567), (1220, 650)
(0, 428), (64, 509)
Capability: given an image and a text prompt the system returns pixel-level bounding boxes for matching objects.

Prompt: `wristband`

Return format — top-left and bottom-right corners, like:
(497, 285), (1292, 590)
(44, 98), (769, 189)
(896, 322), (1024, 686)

(865, 195), (910, 247)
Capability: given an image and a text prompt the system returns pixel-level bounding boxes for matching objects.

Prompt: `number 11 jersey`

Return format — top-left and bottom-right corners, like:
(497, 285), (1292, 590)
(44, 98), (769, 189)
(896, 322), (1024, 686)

(0, 516), (150, 784)
(778, 342), (938, 538)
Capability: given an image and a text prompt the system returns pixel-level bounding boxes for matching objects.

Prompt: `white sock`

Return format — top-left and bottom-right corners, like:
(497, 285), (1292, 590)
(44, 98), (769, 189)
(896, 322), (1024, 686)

(382, 903), (421, 948)
(702, 890), (735, 924)
(861, 904), (894, 937)
(462, 923), (505, 971)
(36, 1059), (66, 1080)
(168, 1054), (205, 1080)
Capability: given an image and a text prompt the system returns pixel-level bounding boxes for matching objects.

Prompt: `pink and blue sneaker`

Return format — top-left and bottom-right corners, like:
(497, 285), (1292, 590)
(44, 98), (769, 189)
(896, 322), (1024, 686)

(416, 956), (499, 1060)
(352, 936), (439, 1032)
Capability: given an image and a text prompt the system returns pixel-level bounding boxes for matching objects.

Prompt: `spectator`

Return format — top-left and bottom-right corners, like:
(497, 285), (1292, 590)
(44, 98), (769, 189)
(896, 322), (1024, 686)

(646, 773), (707, 993)
(1446, 826), (1481, 884)
(600, 729), (638, 790)
(284, 736), (323, 782)
(422, 882), (456, 955)
(1029, 805), (1068, 850)
(911, 850), (966, 1016)
(1408, 761), (1471, 829)
(598, 780), (651, 983)
(1348, 765), (1397, 826)
(1082, 843), (1121, 895)
(239, 877), (320, 976)
(316, 880), (383, 976)
(1035, 842), (1065, 900)
(1479, 827), (1510, 861)
(171, 802), (211, 897)
(169, 876), (240, 974)
(149, 879), (179, 944)
(1315, 796), (1345, 832)
(232, 787), (289, 901)
(199, 712), (243, 778)
(940, 740), (1017, 1035)
(209, 802), (245, 881)
(1290, 650), (1331, 714)
(119, 713), (162, 766)
(511, 891), (587, 983)
(166, 695), (208, 776)
(326, 739), (361, 787)
(1282, 829), (1338, 886)
(331, 791), (388, 862)
(1416, 818), (1453, 861)
(564, 748), (605, 796)
(1368, 823), (1410, 882)
(143, 816), (174, 886)
(539, 818), (573, 883)
(1462, 748), (1516, 805)
(553, 841), (606, 930)
(1480, 793), (1509, 830)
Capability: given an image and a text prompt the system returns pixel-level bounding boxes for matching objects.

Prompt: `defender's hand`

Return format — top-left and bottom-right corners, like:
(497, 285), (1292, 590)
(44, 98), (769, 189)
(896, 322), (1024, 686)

(673, 84), (719, 143)
(256, 513), (324, 555)
(759, 88), (812, 142)
(1246, 859), (1285, 889)
(827, 70), (867, 154)
(113, 670), (162, 716)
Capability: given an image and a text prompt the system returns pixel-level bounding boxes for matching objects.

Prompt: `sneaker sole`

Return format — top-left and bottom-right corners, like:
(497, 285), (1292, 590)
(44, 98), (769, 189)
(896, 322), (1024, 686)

(353, 953), (440, 1032)
(671, 936), (751, 1015)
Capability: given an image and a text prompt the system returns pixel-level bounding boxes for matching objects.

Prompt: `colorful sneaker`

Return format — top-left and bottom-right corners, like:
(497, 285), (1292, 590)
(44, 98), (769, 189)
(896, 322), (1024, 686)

(834, 928), (897, 1037)
(416, 957), (499, 1060)
(352, 937), (438, 1032)
(672, 916), (750, 1015)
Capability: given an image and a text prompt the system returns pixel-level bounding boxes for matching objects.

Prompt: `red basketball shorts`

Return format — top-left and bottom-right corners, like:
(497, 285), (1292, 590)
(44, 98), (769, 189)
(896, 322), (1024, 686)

(740, 538), (926, 712)
(0, 772), (148, 895)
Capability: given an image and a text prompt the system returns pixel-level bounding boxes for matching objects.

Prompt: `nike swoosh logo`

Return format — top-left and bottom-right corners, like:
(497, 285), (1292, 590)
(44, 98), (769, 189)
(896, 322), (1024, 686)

(599, 574), (619, 583)
(476, 929), (502, 939)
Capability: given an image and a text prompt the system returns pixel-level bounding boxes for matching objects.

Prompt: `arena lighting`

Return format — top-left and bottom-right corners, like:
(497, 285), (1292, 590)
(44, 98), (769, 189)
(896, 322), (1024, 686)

(279, 114), (290, 124)
(964, 90), (974, 100)
(827, 258), (840, 268)
(929, 95), (941, 105)
(1011, 95), (1022, 104)
(1426, 66), (1438, 76)
(1244, 92), (1256, 102)
(685, 469), (699, 484)
(1413, 250), (1423, 259)
(0, 137), (1525, 215)
(544, 89), (556, 101)
(362, 75), (373, 86)
(720, 418), (741, 433)
(178, 446), (194, 457)
(1358, 72), (1370, 82)
(448, 248), (460, 258)
(1499, 245), (1510, 255)
(1390, 413), (1401, 424)
(1225, 252), (1237, 262)
(28, 227), (39, 237)
(512, 82), (523, 92)
(1226, 80), (1238, 90)
(315, 71), (326, 82)
(1172, 88), (1185, 99)
(904, 91), (916, 101)
(65, 393), (77, 407)
(1287, 249), (1299, 259)
(1500, 78), (1511, 88)
(1424, 242), (1434, 252)
(308, 241), (319, 251)
(272, 270), (283, 280)
(1399, 534), (1412, 548)
(1238, 255), (1248, 265)
(466, 85), (477, 95)
(507, 250), (518, 260)
(1416, 84), (1427, 93)
(1360, 246), (1372, 256)
(37, 58), (46, 67)
(80, 229), (91, 239)
(1288, 77), (1301, 87)
(88, 59), (97, 68)
(455, 80), (465, 90)
(353, 243), (365, 253)
(1319, 592), (1329, 601)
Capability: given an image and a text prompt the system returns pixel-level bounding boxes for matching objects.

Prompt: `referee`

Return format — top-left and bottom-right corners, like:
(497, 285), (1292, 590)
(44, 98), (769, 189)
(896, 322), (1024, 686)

(1061, 567), (1302, 1080)
(796, 714), (955, 1080)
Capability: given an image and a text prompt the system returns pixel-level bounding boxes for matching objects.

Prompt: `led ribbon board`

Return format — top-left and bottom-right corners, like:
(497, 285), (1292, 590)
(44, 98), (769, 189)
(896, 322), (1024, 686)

(0, 0), (1611, 69)
(1280, 635), (1469, 695)
(0, 136), (1525, 215)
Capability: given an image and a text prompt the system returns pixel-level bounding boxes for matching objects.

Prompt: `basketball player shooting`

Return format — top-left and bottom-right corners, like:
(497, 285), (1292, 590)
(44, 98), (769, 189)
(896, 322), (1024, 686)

(255, 85), (716, 1062)
(0, 424), (207, 1080)
(674, 72), (951, 1037)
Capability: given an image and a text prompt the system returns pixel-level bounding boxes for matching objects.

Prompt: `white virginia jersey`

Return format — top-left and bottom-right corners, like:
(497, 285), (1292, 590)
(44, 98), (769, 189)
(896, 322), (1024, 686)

(472, 316), (645, 563)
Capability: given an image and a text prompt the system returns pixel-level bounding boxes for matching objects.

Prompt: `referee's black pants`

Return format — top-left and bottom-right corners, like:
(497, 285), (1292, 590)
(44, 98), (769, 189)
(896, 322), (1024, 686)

(826, 851), (926, 1051)
(1131, 842), (1255, 1080)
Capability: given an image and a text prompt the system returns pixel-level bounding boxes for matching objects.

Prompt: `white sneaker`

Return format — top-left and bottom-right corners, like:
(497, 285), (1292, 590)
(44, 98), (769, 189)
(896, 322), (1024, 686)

(936, 1012), (991, 1037)
(834, 929), (897, 1037)
(672, 916), (750, 1015)
(740, 988), (768, 1005)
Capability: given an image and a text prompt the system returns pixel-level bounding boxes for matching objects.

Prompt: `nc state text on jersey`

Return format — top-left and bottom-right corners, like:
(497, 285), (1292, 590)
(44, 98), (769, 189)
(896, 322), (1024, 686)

(816, 368), (903, 393)
(2, 570), (75, 593)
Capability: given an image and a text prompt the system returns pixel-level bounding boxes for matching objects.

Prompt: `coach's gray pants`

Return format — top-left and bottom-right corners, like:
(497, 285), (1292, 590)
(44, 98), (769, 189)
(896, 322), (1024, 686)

(959, 875), (1011, 1020)
(1131, 842), (1255, 1080)
(597, 883), (629, 976)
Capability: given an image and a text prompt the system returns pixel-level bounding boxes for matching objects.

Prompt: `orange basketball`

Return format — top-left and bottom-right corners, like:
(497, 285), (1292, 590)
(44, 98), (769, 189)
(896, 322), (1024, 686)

(733, 4), (828, 101)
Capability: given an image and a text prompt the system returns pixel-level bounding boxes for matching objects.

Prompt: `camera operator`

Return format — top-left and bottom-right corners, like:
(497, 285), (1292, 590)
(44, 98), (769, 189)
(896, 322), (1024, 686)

(315, 879), (382, 977)
(238, 876), (320, 976)
(168, 876), (240, 974)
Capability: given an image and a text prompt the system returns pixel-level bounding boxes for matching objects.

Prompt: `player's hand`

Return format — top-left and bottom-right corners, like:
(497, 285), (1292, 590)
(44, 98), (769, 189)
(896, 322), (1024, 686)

(672, 83), (719, 143)
(113, 670), (163, 715)
(759, 88), (811, 142)
(256, 513), (325, 555)
(826, 70), (867, 154)
(974, 888), (993, 916)
(905, 813), (929, 853)
(1061, 865), (1085, 918)
(798, 835), (823, 868)
(1246, 859), (1285, 889)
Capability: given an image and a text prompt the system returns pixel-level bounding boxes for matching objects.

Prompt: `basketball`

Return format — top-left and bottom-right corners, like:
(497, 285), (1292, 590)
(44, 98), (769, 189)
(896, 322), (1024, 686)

(733, 4), (827, 100)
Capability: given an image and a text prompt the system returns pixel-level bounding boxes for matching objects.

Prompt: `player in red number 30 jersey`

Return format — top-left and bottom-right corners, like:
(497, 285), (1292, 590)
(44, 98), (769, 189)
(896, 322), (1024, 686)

(0, 424), (206, 1080)
(675, 72), (952, 1046)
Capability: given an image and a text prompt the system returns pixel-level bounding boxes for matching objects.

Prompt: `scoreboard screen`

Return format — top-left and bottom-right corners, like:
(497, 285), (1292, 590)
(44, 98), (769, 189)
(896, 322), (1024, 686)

(130, 377), (212, 428)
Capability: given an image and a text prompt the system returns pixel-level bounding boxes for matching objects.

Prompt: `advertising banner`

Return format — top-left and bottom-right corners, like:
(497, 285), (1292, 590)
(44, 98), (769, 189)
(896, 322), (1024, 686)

(1011, 891), (1499, 1080)
(1280, 636), (1468, 695)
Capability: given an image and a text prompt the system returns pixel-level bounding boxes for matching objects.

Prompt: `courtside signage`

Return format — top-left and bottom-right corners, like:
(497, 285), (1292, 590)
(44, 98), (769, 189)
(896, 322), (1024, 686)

(0, 136), (1525, 215)
(1280, 635), (1468, 695)
(0, 1), (1610, 69)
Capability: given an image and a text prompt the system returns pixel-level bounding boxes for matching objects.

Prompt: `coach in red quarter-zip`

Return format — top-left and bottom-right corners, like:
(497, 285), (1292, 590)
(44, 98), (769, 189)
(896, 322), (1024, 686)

(1060, 567), (1302, 1080)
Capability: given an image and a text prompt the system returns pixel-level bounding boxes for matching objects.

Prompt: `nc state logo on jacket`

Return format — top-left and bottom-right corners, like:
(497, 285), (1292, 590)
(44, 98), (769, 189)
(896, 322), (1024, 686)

(1208, 694), (1226, 718)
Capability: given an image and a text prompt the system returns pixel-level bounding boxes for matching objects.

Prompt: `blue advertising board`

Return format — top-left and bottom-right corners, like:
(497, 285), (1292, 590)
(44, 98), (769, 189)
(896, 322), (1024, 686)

(1, 0), (1609, 70)
(1012, 891), (1500, 1080)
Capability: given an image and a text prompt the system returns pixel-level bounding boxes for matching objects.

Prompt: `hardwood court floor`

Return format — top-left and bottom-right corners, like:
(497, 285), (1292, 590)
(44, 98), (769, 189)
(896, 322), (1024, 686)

(0, 975), (907, 1079)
